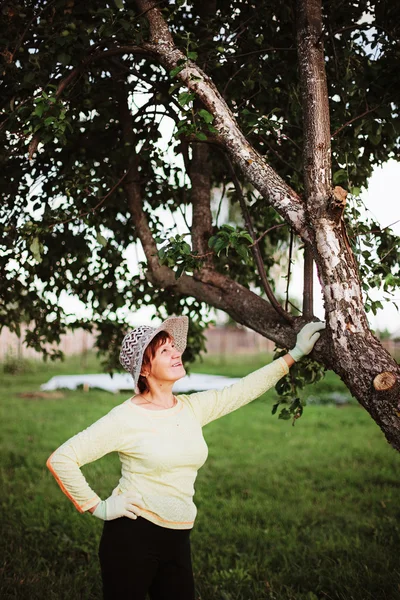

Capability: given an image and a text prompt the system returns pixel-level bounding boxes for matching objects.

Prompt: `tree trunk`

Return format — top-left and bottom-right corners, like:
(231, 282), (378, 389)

(296, 0), (400, 449)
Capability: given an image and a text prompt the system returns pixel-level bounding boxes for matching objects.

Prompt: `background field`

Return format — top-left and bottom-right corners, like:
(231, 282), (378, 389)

(1, 352), (399, 600)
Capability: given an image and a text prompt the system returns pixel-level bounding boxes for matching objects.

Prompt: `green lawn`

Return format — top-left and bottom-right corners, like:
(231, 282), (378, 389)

(1, 353), (399, 599)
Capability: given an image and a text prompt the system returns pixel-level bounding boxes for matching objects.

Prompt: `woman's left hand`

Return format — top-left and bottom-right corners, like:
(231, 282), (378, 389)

(289, 321), (326, 362)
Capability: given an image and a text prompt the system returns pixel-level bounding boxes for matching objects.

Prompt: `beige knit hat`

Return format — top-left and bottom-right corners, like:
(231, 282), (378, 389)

(119, 315), (189, 388)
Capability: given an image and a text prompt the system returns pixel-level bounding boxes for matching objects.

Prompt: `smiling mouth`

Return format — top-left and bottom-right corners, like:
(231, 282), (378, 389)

(172, 363), (182, 367)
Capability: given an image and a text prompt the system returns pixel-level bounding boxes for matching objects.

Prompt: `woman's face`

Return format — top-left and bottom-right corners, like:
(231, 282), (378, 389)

(144, 336), (186, 384)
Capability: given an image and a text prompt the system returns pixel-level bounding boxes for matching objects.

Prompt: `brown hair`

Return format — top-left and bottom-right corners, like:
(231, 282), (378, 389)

(137, 330), (172, 394)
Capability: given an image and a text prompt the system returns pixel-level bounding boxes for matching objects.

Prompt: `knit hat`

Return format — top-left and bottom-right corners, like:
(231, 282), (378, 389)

(119, 315), (189, 389)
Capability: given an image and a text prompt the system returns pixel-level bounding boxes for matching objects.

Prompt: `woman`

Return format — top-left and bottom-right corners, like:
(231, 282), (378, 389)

(47, 315), (324, 599)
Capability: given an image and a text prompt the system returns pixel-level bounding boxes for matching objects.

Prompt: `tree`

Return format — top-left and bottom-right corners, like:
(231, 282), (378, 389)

(1, 1), (399, 447)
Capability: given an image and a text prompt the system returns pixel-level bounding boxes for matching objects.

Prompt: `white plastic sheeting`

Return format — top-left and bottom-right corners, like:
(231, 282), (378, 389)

(40, 372), (240, 394)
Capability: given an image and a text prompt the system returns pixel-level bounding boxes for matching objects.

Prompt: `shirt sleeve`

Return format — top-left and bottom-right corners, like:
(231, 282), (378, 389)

(46, 408), (125, 513)
(182, 357), (289, 427)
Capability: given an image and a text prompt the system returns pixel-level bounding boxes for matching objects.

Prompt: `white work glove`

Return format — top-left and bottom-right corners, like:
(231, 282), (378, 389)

(289, 321), (325, 362)
(92, 493), (143, 521)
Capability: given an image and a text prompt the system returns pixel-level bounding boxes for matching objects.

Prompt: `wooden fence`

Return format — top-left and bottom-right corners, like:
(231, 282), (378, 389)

(0, 323), (398, 361)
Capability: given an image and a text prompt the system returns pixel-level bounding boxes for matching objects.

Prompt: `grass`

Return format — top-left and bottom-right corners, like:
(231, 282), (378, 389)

(1, 353), (399, 599)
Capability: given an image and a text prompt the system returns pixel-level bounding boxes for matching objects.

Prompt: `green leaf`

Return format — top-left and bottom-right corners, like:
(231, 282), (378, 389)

(29, 237), (42, 263)
(96, 233), (108, 247)
(213, 238), (228, 256)
(168, 82), (182, 95)
(206, 124), (219, 133)
(333, 169), (348, 184)
(178, 91), (193, 106)
(187, 51), (198, 60)
(239, 232), (253, 243)
(34, 103), (46, 117)
(57, 53), (71, 65)
(169, 65), (185, 78)
(368, 133), (381, 145)
(271, 402), (279, 415)
(278, 408), (291, 420)
(198, 109), (214, 124)
(236, 244), (248, 261)
(114, 0), (124, 8)
(175, 264), (185, 279)
(195, 132), (207, 141)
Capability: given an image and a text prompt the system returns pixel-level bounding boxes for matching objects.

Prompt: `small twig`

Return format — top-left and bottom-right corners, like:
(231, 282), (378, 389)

(215, 181), (226, 227)
(236, 84), (262, 112)
(332, 23), (399, 46)
(177, 204), (191, 232)
(332, 104), (381, 137)
(225, 155), (293, 323)
(248, 223), (287, 247)
(288, 299), (301, 313)
(225, 46), (296, 60)
(379, 245), (397, 262)
(260, 135), (300, 173)
(188, 251), (214, 259)
(349, 220), (400, 239)
(285, 229), (294, 312)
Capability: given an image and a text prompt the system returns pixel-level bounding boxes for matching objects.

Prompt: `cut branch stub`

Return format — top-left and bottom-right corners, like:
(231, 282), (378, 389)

(373, 372), (397, 392)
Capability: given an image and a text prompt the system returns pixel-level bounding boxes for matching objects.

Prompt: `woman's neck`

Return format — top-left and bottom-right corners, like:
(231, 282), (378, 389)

(139, 385), (176, 408)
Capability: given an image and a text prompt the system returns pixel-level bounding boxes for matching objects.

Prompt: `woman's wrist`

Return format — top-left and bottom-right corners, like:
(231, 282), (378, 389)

(88, 502), (100, 514)
(282, 353), (295, 368)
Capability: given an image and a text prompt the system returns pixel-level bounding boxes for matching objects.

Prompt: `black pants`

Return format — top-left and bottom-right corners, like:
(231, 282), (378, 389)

(98, 516), (196, 600)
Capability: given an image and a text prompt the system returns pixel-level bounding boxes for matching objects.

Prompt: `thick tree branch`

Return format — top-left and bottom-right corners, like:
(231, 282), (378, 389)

(189, 2), (216, 265)
(297, 0), (332, 317)
(133, 0), (311, 242)
(296, 0), (332, 214)
(189, 137), (214, 262)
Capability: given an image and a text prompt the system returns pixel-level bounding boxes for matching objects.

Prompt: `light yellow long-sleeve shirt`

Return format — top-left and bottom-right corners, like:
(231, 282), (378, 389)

(47, 357), (288, 530)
